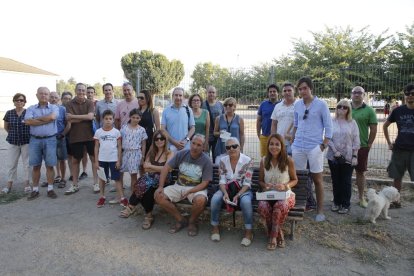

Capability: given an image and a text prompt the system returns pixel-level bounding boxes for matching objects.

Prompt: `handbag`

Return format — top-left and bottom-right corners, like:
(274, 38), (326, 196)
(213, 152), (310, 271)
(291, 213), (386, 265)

(133, 172), (171, 199)
(335, 155), (347, 165)
(224, 180), (241, 213)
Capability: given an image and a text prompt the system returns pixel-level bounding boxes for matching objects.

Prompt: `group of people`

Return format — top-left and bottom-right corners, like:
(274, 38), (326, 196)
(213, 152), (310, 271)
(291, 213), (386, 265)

(2, 78), (413, 250)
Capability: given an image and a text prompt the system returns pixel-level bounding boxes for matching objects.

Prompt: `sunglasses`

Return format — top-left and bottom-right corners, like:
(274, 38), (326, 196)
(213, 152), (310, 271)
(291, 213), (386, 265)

(303, 109), (309, 120)
(225, 144), (239, 150)
(337, 105), (349, 110)
(14, 99), (25, 103)
(404, 91), (414, 96)
(137, 96), (145, 100)
(224, 103), (234, 107)
(154, 137), (166, 141)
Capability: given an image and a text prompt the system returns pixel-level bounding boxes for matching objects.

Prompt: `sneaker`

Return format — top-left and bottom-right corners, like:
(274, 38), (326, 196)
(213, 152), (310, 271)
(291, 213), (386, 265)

(359, 199), (368, 208)
(108, 199), (120, 205)
(331, 204), (340, 212)
(93, 183), (100, 193)
(305, 205), (316, 212)
(47, 190), (58, 199)
(315, 214), (326, 222)
(24, 186), (32, 194)
(79, 172), (88, 180)
(27, 191), (40, 200)
(96, 197), (106, 208)
(120, 198), (128, 208)
(64, 185), (79, 195)
(338, 207), (349, 214)
(1, 187), (10, 194)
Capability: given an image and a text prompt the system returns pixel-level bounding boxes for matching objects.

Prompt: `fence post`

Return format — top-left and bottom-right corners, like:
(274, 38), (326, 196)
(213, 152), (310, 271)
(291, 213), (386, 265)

(269, 66), (275, 84)
(136, 69), (141, 97)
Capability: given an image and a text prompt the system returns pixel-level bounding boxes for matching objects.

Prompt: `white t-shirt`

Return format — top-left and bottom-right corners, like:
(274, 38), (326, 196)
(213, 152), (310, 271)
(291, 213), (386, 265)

(94, 127), (121, 162)
(270, 100), (296, 139)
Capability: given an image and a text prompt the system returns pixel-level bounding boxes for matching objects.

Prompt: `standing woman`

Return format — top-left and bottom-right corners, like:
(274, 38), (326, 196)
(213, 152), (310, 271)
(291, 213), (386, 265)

(137, 89), (160, 156)
(1, 93), (31, 194)
(189, 93), (210, 152)
(258, 134), (297, 250)
(327, 100), (360, 214)
(213, 97), (245, 161)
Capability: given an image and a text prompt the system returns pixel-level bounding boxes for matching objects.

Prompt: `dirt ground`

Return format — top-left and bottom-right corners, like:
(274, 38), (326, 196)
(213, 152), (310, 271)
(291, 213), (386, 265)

(1, 129), (414, 275)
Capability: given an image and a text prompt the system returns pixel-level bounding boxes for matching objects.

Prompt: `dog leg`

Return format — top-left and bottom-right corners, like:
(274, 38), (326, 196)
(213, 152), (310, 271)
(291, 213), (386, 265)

(383, 204), (391, 220)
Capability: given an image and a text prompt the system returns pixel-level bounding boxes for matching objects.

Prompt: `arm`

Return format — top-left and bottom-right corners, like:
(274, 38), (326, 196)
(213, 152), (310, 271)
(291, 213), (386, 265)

(367, 124), (377, 149)
(94, 139), (100, 169)
(153, 109), (160, 131)
(140, 138), (146, 164)
(144, 151), (175, 173)
(155, 164), (173, 196)
(256, 115), (262, 138)
(67, 112), (94, 122)
(239, 117), (245, 152)
(284, 157), (298, 189)
(383, 120), (393, 150)
(25, 111), (57, 126)
(116, 138), (122, 169)
(161, 124), (179, 148)
(213, 116), (220, 137)
(95, 105), (100, 126)
(4, 121), (9, 133)
(115, 119), (121, 130)
(187, 125), (195, 140)
(205, 111), (210, 151)
(62, 120), (71, 136)
(270, 119), (277, 135)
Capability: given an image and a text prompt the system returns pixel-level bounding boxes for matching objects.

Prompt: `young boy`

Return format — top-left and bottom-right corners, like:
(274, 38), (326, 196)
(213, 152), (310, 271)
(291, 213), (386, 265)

(94, 110), (127, 207)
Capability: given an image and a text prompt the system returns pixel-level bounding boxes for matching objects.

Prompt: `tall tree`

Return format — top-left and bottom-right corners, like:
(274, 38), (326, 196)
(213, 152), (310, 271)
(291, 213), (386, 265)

(190, 62), (231, 94)
(121, 50), (184, 94)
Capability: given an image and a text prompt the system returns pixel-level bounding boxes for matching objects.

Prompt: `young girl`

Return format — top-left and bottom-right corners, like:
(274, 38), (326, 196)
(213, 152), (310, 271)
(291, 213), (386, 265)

(121, 109), (148, 189)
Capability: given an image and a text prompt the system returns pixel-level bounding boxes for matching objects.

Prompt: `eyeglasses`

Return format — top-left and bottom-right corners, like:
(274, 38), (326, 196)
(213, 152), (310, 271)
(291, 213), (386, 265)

(137, 96), (145, 100)
(14, 99), (25, 103)
(303, 109), (309, 120)
(192, 99), (200, 102)
(224, 103), (234, 107)
(337, 105), (349, 110)
(154, 137), (166, 141)
(225, 144), (239, 150)
(352, 91), (363, 95)
(404, 91), (414, 96)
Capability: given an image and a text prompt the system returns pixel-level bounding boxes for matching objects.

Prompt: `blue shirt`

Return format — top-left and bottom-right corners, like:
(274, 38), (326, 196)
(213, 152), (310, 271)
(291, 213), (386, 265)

(57, 105), (66, 134)
(161, 104), (195, 142)
(24, 103), (59, 136)
(257, 100), (279, 136)
(292, 97), (332, 150)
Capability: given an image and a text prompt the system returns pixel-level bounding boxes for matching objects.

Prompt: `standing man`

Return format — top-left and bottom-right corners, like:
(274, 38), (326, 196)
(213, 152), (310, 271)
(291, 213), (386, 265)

(65, 83), (98, 194)
(115, 82), (139, 129)
(155, 134), (213, 236)
(202, 85), (224, 161)
(383, 83), (414, 208)
(86, 86), (98, 108)
(271, 82), (296, 155)
(96, 83), (118, 127)
(351, 86), (377, 208)
(161, 87), (195, 152)
(257, 84), (279, 157)
(291, 77), (333, 222)
(24, 87), (59, 200)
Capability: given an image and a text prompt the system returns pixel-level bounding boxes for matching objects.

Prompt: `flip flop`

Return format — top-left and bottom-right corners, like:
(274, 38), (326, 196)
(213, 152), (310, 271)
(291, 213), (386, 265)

(168, 219), (188, 234)
(142, 216), (154, 230)
(267, 238), (277, 251)
(187, 223), (198, 237)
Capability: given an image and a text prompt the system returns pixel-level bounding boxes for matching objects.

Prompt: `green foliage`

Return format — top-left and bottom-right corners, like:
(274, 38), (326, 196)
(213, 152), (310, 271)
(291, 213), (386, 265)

(120, 50), (185, 95)
(56, 77), (77, 94)
(190, 62), (231, 94)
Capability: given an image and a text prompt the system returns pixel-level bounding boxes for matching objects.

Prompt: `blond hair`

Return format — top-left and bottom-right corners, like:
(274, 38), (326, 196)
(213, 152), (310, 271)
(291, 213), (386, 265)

(336, 99), (353, 121)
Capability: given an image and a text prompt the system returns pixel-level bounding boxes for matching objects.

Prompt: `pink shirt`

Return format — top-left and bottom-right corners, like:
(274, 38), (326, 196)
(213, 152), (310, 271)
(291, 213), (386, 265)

(115, 99), (139, 127)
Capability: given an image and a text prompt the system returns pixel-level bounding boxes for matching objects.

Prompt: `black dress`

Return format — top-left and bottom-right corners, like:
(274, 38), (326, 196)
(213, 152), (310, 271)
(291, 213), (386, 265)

(139, 108), (154, 155)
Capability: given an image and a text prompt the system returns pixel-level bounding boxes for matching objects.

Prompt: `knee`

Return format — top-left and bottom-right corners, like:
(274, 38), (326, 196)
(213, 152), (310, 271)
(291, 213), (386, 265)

(240, 196), (253, 210)
(193, 196), (207, 207)
(154, 193), (167, 205)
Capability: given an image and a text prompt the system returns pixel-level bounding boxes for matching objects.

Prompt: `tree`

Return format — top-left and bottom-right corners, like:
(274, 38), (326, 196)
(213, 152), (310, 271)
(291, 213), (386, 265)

(121, 50), (184, 95)
(56, 77), (77, 94)
(190, 62), (231, 94)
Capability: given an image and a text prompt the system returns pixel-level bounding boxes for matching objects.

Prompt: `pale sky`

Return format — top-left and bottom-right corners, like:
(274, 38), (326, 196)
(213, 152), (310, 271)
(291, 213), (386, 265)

(1, 0), (413, 85)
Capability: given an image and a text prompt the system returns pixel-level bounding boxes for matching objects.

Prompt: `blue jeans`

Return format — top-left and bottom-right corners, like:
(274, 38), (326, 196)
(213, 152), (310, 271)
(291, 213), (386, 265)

(29, 136), (57, 166)
(210, 189), (253, 229)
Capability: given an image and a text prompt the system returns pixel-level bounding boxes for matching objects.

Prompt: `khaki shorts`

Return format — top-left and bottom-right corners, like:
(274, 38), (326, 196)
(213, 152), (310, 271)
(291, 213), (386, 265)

(163, 184), (208, 203)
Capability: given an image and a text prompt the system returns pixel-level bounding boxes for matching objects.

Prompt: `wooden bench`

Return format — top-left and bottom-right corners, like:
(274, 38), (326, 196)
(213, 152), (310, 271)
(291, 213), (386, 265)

(168, 167), (308, 240)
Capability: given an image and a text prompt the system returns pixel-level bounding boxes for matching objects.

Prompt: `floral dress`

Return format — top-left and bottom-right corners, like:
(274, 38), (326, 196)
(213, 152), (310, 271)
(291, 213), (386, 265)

(120, 124), (148, 173)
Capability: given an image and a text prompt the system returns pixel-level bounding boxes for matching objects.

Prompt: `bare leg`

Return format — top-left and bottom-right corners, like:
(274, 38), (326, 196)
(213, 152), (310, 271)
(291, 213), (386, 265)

(32, 165), (41, 187)
(81, 148), (88, 174)
(189, 195), (206, 224)
(155, 193), (183, 222)
(88, 154), (98, 184)
(67, 155), (73, 179)
(71, 158), (81, 186)
(59, 160), (66, 180)
(46, 166), (55, 184)
(312, 172), (324, 214)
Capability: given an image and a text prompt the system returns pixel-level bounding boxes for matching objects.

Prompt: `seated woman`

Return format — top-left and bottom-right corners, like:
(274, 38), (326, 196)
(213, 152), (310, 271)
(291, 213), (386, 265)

(210, 137), (254, 246)
(258, 134), (297, 250)
(120, 130), (174, 230)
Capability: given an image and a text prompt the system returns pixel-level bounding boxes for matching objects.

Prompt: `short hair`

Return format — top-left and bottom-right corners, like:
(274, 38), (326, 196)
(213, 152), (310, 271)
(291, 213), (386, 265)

(123, 82), (133, 89)
(336, 99), (353, 122)
(61, 91), (73, 99)
(206, 85), (217, 92)
(226, 137), (240, 146)
(352, 86), (365, 94)
(188, 93), (203, 108)
(86, 86), (95, 92)
(297, 77), (313, 90)
(12, 93), (26, 103)
(192, 133), (206, 144)
(129, 108), (142, 118)
(102, 109), (114, 118)
(102, 83), (113, 91)
(223, 97), (237, 105)
(139, 89), (153, 109)
(404, 83), (414, 93)
(75, 83), (86, 91)
(282, 82), (295, 90)
(267, 84), (280, 92)
(172, 87), (184, 95)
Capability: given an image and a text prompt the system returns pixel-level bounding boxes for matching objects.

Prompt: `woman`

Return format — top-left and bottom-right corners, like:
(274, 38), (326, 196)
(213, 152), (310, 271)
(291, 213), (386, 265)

(258, 134), (297, 250)
(213, 97), (244, 161)
(137, 89), (160, 156)
(1, 93), (31, 194)
(189, 93), (210, 152)
(119, 130), (173, 230)
(210, 137), (254, 246)
(327, 100), (360, 214)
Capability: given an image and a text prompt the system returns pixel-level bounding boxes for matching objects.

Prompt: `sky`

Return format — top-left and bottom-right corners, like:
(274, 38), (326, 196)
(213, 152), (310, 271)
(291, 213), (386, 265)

(1, 0), (413, 86)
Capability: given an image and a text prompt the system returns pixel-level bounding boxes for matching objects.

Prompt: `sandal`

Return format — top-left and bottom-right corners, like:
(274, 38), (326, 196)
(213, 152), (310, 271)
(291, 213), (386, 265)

(267, 238), (277, 250)
(142, 216), (154, 230)
(24, 186), (32, 193)
(119, 205), (137, 218)
(168, 219), (188, 234)
(277, 232), (285, 248)
(187, 223), (198, 237)
(58, 180), (66, 189)
(54, 176), (62, 185)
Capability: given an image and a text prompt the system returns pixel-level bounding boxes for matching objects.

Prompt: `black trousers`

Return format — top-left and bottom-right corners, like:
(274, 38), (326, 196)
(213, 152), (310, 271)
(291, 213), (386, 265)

(328, 160), (354, 208)
(129, 187), (156, 213)
(209, 138), (218, 162)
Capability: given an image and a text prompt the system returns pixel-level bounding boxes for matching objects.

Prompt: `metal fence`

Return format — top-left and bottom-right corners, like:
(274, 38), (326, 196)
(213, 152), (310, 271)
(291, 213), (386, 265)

(140, 64), (414, 169)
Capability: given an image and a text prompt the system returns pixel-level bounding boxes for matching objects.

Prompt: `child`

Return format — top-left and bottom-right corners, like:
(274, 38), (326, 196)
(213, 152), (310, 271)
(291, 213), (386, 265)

(120, 108), (147, 189)
(94, 110), (125, 207)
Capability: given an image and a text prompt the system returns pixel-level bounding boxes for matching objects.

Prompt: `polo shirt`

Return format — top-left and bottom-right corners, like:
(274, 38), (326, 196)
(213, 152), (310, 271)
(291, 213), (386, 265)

(258, 100), (279, 136)
(352, 103), (378, 147)
(66, 98), (95, 143)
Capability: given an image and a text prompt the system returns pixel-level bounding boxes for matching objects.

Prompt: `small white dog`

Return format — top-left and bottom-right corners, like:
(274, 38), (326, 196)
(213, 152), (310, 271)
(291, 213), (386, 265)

(364, 187), (400, 224)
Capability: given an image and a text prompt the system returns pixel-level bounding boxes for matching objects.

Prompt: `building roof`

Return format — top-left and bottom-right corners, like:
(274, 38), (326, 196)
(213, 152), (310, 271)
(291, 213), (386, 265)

(0, 57), (58, 76)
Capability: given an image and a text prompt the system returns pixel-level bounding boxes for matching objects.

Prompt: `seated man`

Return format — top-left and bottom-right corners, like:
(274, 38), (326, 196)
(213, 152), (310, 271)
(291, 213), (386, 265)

(155, 134), (213, 236)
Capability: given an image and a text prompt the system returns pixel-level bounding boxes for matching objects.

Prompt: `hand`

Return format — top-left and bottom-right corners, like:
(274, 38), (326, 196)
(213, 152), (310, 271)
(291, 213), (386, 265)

(176, 141), (186, 150)
(388, 143), (394, 150)
(143, 161), (151, 169)
(115, 161), (121, 170)
(95, 161), (99, 170)
(222, 192), (230, 202)
(155, 187), (164, 197)
(351, 157), (358, 167)
(274, 183), (285, 191)
(232, 194), (239, 205)
(180, 190), (191, 200)
(334, 151), (341, 158)
(265, 183), (273, 191)
(66, 113), (73, 120)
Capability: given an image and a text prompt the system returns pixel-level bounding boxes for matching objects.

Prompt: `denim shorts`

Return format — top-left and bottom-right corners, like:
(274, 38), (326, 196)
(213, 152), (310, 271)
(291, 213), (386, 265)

(29, 136), (57, 166)
(99, 161), (120, 181)
(56, 136), (68, 161)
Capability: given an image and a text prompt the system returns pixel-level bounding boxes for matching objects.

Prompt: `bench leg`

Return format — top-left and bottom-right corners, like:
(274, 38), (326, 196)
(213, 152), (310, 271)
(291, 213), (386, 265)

(290, 221), (296, 241)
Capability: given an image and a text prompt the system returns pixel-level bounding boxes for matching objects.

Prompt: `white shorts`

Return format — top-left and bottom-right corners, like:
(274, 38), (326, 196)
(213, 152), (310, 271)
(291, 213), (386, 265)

(163, 184), (208, 203)
(292, 145), (324, 173)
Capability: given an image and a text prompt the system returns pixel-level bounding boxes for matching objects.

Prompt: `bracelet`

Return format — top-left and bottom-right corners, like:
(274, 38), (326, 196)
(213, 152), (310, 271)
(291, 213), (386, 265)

(320, 143), (326, 149)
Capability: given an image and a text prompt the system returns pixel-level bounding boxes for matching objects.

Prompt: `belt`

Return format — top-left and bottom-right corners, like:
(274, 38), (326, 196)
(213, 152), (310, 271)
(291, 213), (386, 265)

(31, 134), (56, 139)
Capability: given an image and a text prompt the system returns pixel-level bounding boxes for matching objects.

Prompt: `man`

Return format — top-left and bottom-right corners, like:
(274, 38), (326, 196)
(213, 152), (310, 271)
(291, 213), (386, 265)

(291, 77), (332, 222)
(115, 82), (139, 129)
(161, 87), (195, 152)
(155, 134), (213, 236)
(271, 82), (296, 155)
(48, 91), (70, 188)
(86, 86), (98, 108)
(202, 85), (224, 161)
(24, 87), (59, 200)
(383, 83), (414, 208)
(257, 84), (279, 157)
(96, 83), (118, 127)
(351, 86), (377, 208)
(65, 83), (98, 194)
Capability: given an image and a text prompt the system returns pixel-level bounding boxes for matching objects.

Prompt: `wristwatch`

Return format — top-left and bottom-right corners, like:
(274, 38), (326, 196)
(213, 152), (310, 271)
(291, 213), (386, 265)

(185, 137), (190, 141)
(320, 143), (327, 150)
